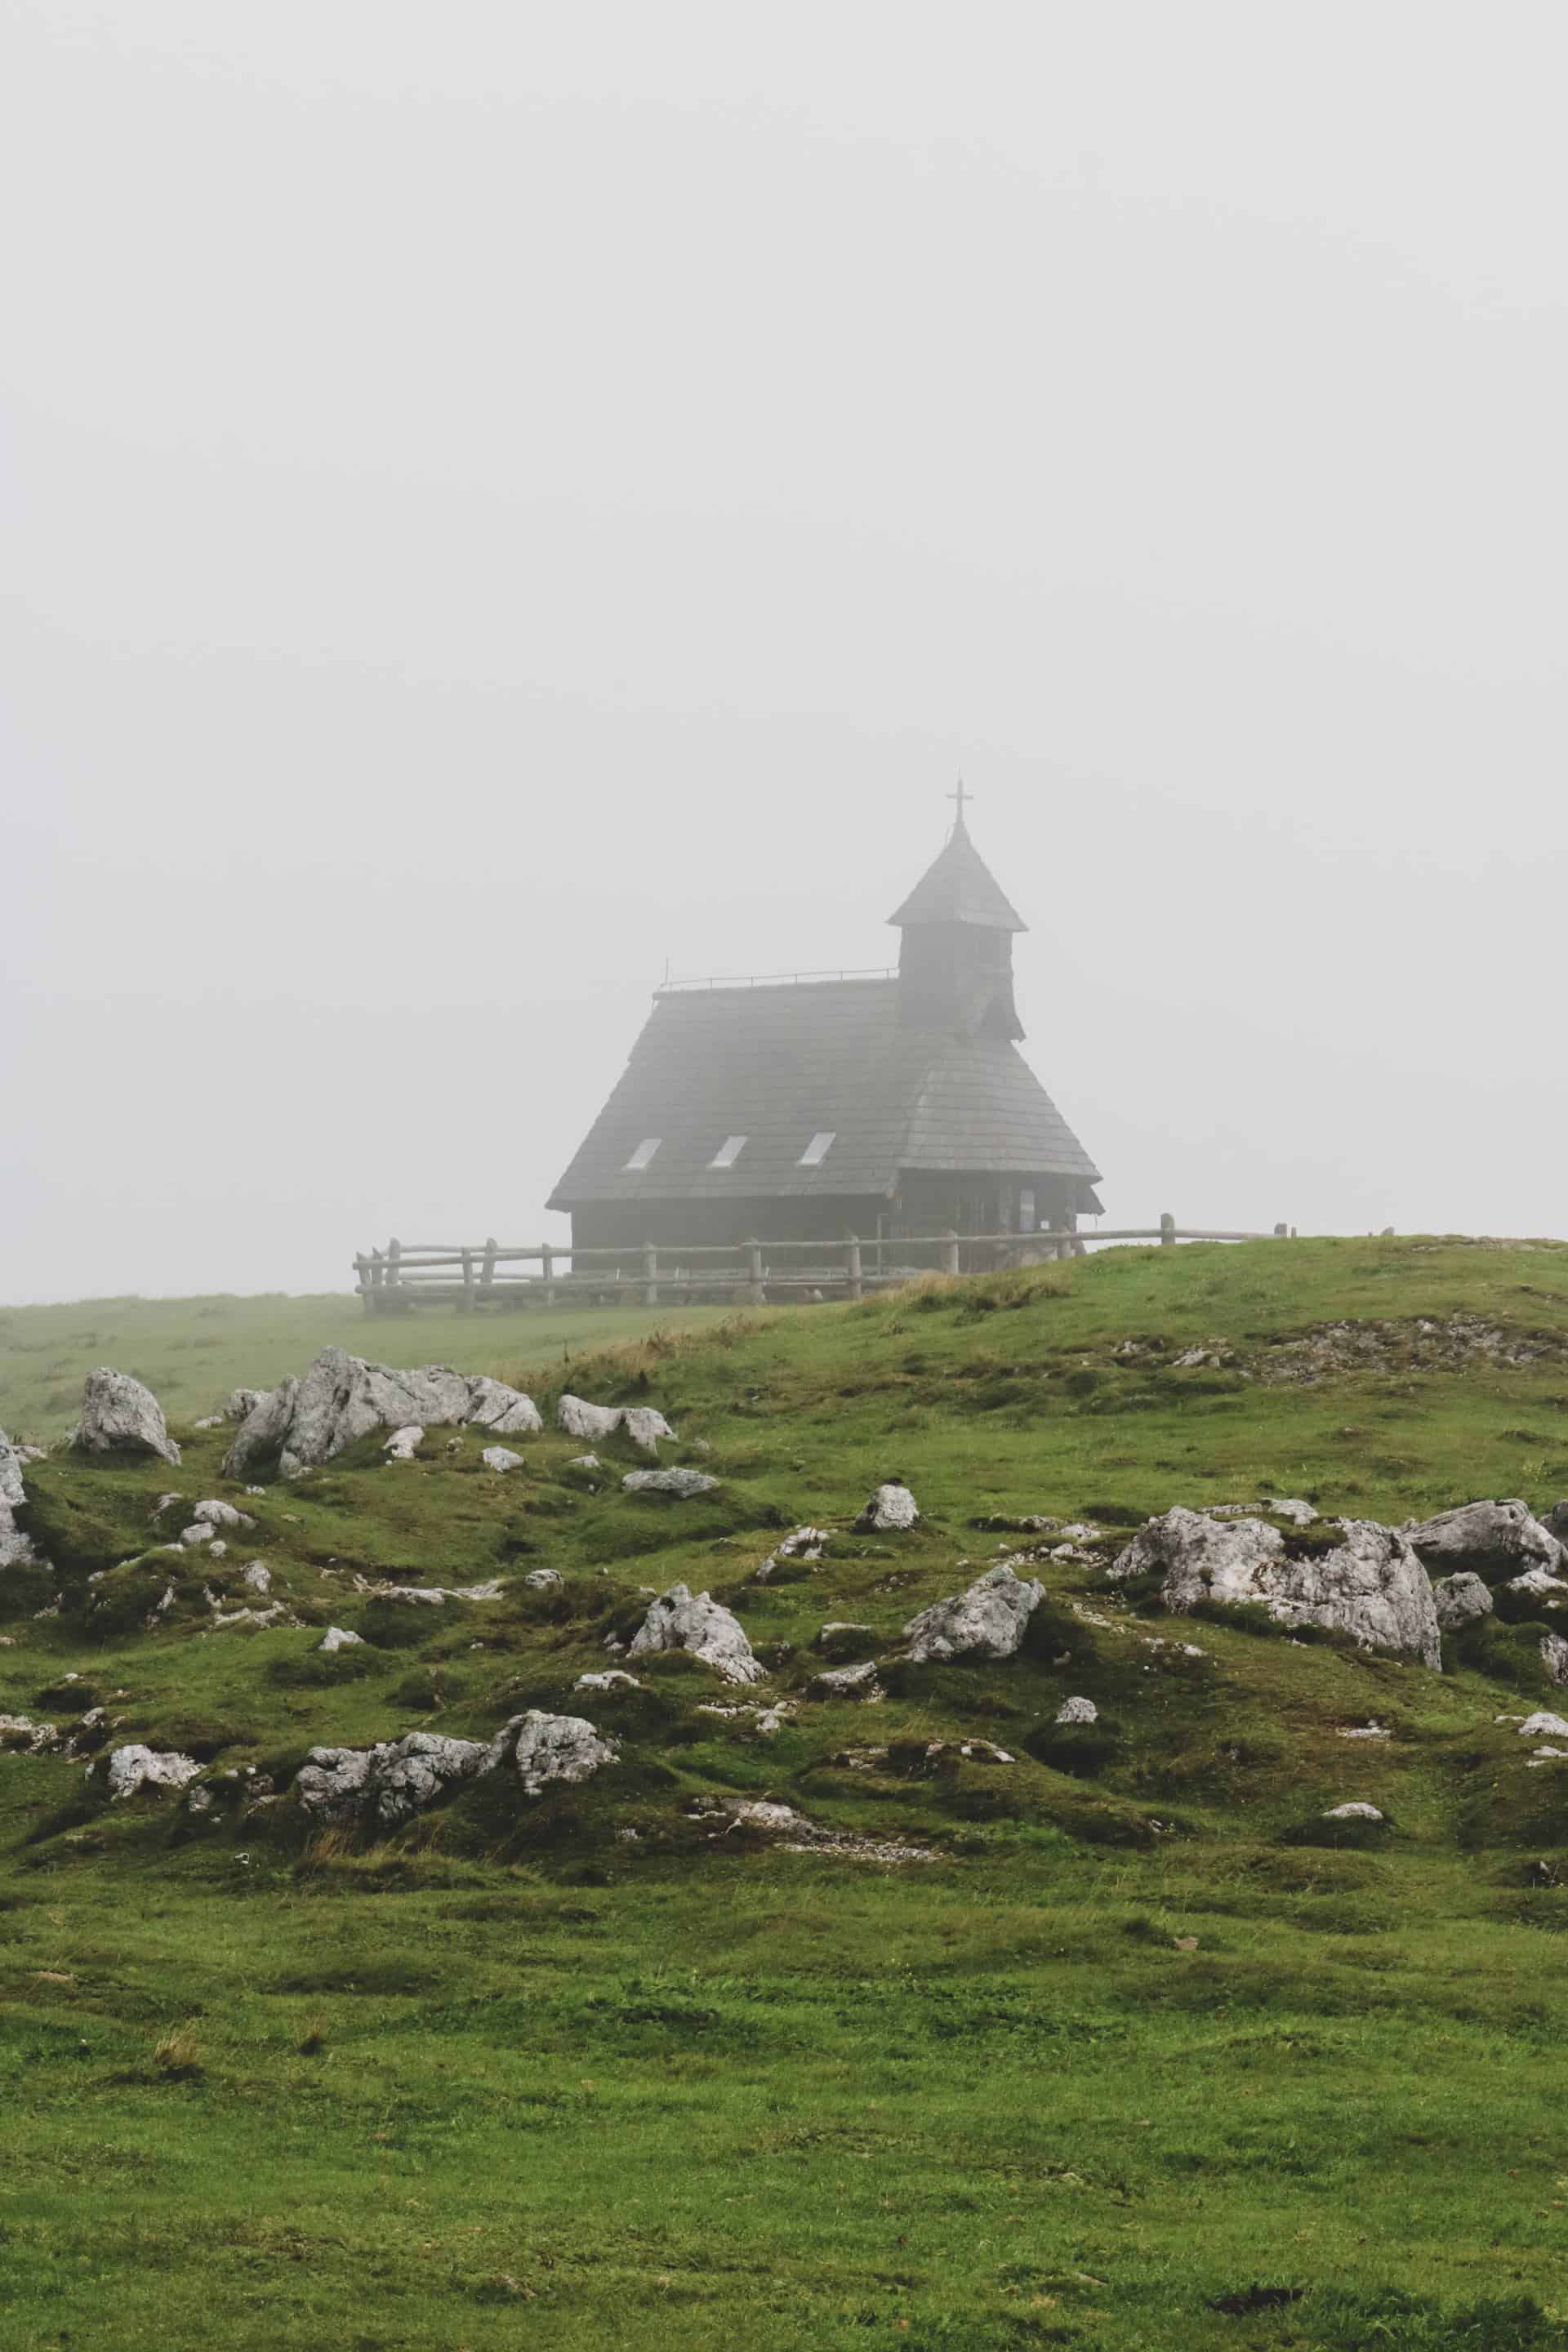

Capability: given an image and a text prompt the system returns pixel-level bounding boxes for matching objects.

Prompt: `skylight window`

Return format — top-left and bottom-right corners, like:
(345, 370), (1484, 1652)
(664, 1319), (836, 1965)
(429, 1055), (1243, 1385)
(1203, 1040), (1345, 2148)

(709, 1135), (747, 1169)
(798, 1130), (836, 1167)
(625, 1137), (662, 1171)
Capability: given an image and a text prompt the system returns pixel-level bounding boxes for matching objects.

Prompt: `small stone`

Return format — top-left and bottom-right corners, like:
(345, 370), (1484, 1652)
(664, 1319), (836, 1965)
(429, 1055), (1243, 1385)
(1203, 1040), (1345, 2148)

(105, 1744), (202, 1798)
(481, 1446), (524, 1474)
(1518, 1711), (1568, 1740)
(1054, 1695), (1098, 1726)
(808, 1659), (881, 1701)
(622, 1468), (718, 1499)
(318, 1625), (364, 1652)
(381, 1425), (423, 1463)
(574, 1669), (642, 1693)
(523, 1567), (564, 1591)
(857, 1481), (919, 1533)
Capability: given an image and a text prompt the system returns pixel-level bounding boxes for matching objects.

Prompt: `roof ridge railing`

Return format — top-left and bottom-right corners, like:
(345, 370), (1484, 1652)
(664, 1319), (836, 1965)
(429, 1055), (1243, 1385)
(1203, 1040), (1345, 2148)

(655, 965), (898, 994)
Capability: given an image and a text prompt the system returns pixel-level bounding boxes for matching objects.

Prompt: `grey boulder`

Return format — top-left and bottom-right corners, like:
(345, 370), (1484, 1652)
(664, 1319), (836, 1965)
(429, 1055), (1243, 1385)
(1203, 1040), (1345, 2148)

(318, 1626), (364, 1652)
(0, 1428), (38, 1570)
(1404, 1499), (1564, 1584)
(808, 1659), (882, 1700)
(858, 1482), (919, 1532)
(628, 1584), (764, 1683)
(481, 1446), (524, 1474)
(507, 1709), (617, 1796)
(1112, 1507), (1441, 1669)
(902, 1562), (1044, 1664)
(73, 1370), (180, 1467)
(293, 1710), (613, 1826)
(1433, 1571), (1494, 1630)
(105, 1744), (202, 1799)
(1055, 1695), (1099, 1725)
(463, 1378), (544, 1436)
(557, 1395), (675, 1454)
(1503, 1566), (1568, 1609)
(622, 1468), (718, 1498)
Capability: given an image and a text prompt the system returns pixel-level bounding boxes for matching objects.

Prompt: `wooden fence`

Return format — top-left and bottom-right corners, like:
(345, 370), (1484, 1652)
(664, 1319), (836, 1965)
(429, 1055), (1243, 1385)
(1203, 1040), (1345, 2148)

(353, 1217), (1294, 1313)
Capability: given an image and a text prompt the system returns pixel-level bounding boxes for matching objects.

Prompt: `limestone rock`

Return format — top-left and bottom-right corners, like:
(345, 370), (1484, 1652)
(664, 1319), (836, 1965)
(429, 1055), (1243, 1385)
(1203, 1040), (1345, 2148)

(556, 1395), (675, 1452)
(755, 1527), (830, 1581)
(193, 1414), (225, 1430)
(194, 1499), (252, 1530)
(296, 1731), (497, 1827)
(574, 1669), (642, 1692)
(1112, 1507), (1441, 1669)
(1548, 1502), (1568, 1548)
(1433, 1571), (1494, 1629)
(1325, 1802), (1383, 1821)
(481, 1446), (524, 1474)
(1541, 1634), (1568, 1686)
(105, 1744), (202, 1799)
(503, 1709), (617, 1795)
(1404, 1499), (1564, 1584)
(224, 1349), (541, 1481)
(318, 1626), (364, 1651)
(857, 1481), (919, 1533)
(902, 1563), (1044, 1664)
(523, 1567), (564, 1590)
(225, 1388), (270, 1421)
(1055, 1695), (1099, 1725)
(629, 1584), (764, 1683)
(1518, 1711), (1568, 1740)
(622, 1468), (718, 1498)
(813, 1620), (875, 1659)
(382, 1425), (423, 1462)
(242, 1561), (271, 1593)
(463, 1378), (544, 1437)
(0, 1713), (60, 1754)
(808, 1659), (882, 1700)
(73, 1370), (180, 1467)
(956, 1738), (1014, 1764)
(1503, 1566), (1568, 1609)
(0, 1427), (38, 1571)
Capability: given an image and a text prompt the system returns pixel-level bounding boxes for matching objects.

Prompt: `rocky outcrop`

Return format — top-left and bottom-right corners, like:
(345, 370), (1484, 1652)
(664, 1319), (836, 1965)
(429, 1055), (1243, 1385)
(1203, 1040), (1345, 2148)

(1433, 1571), (1493, 1629)
(902, 1563), (1044, 1664)
(858, 1482), (919, 1532)
(622, 1468), (717, 1498)
(318, 1626), (363, 1651)
(73, 1370), (180, 1467)
(1549, 1503), (1568, 1548)
(293, 1710), (613, 1826)
(1055, 1695), (1098, 1725)
(0, 1428), (38, 1570)
(754, 1527), (829, 1582)
(223, 1349), (542, 1479)
(556, 1396), (675, 1454)
(225, 1388), (270, 1421)
(628, 1584), (764, 1682)
(481, 1446), (524, 1474)
(1503, 1566), (1568, 1609)
(1404, 1499), (1564, 1584)
(105, 1744), (202, 1799)
(1325, 1802), (1383, 1821)
(1542, 1634), (1568, 1686)
(1111, 1508), (1441, 1669)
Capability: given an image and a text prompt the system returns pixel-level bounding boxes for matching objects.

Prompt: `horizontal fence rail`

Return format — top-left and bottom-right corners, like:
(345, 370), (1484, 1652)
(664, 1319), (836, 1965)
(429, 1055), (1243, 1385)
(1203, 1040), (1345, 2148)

(353, 1216), (1295, 1312)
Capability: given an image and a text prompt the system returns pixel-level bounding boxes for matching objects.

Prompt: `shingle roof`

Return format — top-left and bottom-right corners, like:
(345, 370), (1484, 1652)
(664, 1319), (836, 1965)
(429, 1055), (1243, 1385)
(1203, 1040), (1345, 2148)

(548, 978), (1101, 1208)
(886, 820), (1027, 933)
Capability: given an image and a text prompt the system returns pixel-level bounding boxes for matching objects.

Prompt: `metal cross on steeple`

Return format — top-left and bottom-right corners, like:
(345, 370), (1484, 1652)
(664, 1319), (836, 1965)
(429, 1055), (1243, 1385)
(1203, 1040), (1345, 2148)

(947, 777), (973, 834)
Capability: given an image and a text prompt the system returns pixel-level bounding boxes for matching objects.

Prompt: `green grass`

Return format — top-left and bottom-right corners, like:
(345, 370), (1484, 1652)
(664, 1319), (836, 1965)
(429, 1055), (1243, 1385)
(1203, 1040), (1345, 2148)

(5, 1237), (1568, 2348)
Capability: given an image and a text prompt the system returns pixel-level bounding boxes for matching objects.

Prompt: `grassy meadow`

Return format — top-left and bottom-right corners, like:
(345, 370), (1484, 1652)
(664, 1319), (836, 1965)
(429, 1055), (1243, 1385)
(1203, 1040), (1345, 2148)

(5, 1238), (1568, 2349)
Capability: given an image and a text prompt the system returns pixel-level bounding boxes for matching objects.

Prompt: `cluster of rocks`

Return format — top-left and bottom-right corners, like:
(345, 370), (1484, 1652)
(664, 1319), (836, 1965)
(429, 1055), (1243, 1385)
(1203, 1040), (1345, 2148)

(556, 1396), (675, 1455)
(1107, 1496), (1568, 1670)
(224, 1349), (544, 1481)
(294, 1709), (615, 1827)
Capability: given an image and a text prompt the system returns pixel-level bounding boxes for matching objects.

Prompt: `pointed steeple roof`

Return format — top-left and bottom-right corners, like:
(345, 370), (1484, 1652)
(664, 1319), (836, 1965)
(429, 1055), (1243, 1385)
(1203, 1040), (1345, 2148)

(888, 813), (1027, 933)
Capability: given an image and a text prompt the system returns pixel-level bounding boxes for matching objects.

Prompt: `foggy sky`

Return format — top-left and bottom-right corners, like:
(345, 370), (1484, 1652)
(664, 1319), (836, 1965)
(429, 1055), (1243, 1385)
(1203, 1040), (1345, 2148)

(3, 2), (1566, 1304)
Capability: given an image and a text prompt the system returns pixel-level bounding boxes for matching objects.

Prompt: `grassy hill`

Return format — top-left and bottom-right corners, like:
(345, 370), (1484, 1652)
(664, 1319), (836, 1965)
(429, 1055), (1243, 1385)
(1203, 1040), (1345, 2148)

(5, 1238), (1568, 2350)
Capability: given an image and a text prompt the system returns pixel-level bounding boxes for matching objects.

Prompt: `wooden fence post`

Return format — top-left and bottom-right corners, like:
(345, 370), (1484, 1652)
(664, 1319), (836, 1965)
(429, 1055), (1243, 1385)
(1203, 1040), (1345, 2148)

(541, 1244), (555, 1305)
(481, 1236), (497, 1294)
(643, 1242), (659, 1308)
(844, 1235), (863, 1303)
(942, 1228), (960, 1277)
(745, 1238), (764, 1304)
(1160, 1214), (1176, 1248)
(387, 1237), (404, 1310)
(460, 1249), (475, 1312)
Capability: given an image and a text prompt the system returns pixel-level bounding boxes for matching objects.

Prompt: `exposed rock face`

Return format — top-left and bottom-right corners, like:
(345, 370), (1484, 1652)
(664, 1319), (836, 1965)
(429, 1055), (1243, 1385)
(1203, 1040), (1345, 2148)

(1325, 1802), (1383, 1821)
(858, 1482), (919, 1532)
(1404, 1499), (1564, 1584)
(105, 1744), (202, 1799)
(293, 1710), (612, 1825)
(0, 1428), (38, 1570)
(523, 1567), (564, 1590)
(628, 1584), (764, 1682)
(1542, 1634), (1568, 1686)
(225, 1388), (270, 1421)
(481, 1446), (524, 1474)
(73, 1370), (180, 1467)
(902, 1563), (1044, 1664)
(755, 1527), (829, 1582)
(622, 1467), (717, 1499)
(1519, 1712), (1568, 1740)
(1111, 1508), (1441, 1669)
(1548, 1503), (1568, 1548)
(556, 1396), (675, 1453)
(318, 1626), (363, 1651)
(1055, 1695), (1099, 1725)
(808, 1659), (882, 1700)
(222, 1350), (544, 1480)
(1433, 1571), (1494, 1630)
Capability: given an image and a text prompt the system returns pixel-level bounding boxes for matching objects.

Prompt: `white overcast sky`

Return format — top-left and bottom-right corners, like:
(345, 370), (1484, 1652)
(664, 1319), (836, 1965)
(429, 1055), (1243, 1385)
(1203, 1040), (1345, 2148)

(3, 2), (1566, 1302)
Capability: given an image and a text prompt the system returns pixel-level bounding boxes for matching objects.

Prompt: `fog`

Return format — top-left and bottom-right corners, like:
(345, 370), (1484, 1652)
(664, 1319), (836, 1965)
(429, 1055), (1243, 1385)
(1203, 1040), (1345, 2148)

(4, 2), (1566, 1303)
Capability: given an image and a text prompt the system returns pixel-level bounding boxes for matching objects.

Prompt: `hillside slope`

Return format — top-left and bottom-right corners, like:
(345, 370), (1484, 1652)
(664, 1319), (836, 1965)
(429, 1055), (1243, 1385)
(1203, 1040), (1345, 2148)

(4, 1238), (1568, 2352)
